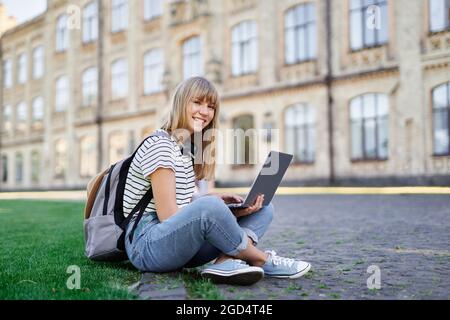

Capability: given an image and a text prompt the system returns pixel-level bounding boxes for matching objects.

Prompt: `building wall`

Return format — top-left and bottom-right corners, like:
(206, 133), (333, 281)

(1, 0), (449, 191)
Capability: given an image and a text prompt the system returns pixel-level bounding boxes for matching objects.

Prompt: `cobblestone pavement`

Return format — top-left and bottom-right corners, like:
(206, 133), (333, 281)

(139, 195), (450, 300)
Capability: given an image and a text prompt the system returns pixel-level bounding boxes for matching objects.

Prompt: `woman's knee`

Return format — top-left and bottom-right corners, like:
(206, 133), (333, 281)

(192, 195), (232, 220)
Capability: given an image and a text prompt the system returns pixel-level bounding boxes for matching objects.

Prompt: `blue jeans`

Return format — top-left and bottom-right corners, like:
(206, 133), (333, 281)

(125, 195), (274, 272)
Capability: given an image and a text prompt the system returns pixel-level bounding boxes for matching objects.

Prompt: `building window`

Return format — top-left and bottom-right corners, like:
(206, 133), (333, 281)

(82, 67), (98, 106)
(432, 82), (450, 155)
(111, 59), (128, 100)
(231, 21), (258, 76)
(31, 151), (40, 183)
(144, 49), (164, 95)
(144, 0), (163, 21)
(80, 136), (97, 178)
(15, 153), (23, 183)
(285, 3), (317, 65)
(55, 75), (69, 112)
(32, 46), (44, 79)
(232, 115), (255, 165)
(284, 104), (316, 163)
(18, 53), (27, 85)
(350, 93), (389, 160)
(183, 36), (203, 80)
(32, 97), (44, 124)
(3, 59), (13, 88)
(350, 0), (388, 51)
(3, 105), (12, 133)
(16, 102), (27, 133)
(54, 139), (67, 179)
(83, 1), (98, 43)
(1, 155), (7, 183)
(111, 0), (128, 33)
(429, 0), (450, 33)
(108, 132), (126, 165)
(56, 14), (68, 52)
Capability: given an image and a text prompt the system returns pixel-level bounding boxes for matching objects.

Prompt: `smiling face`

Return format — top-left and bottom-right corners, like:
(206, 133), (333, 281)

(186, 98), (216, 134)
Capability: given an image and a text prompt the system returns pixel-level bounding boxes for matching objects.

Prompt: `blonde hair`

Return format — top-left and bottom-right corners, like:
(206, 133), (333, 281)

(161, 77), (220, 181)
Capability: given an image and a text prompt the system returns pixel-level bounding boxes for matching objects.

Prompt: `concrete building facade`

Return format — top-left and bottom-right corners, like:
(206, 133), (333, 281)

(1, 0), (449, 191)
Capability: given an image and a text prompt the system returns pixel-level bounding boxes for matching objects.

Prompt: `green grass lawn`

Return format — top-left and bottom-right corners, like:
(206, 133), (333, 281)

(0, 200), (223, 300)
(0, 200), (144, 300)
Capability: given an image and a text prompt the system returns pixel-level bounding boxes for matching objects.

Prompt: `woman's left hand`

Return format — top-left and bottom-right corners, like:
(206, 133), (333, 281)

(216, 193), (244, 204)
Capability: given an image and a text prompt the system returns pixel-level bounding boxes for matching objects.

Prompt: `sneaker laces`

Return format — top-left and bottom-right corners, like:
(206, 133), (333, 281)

(266, 250), (295, 268)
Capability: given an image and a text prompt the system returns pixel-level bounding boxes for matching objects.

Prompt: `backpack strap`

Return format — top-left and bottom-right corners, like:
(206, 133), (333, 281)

(119, 130), (173, 245)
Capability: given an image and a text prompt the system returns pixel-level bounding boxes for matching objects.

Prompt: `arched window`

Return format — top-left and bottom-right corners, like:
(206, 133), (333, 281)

(15, 153), (23, 183)
(18, 53), (27, 84)
(83, 1), (98, 43)
(31, 151), (40, 183)
(3, 59), (12, 88)
(144, 0), (163, 21)
(429, 0), (450, 32)
(432, 82), (450, 155)
(231, 21), (258, 76)
(183, 36), (203, 79)
(144, 49), (164, 94)
(32, 46), (44, 79)
(285, 3), (316, 64)
(111, 0), (128, 33)
(1, 155), (8, 183)
(3, 105), (12, 132)
(232, 115), (255, 165)
(350, 0), (388, 51)
(16, 102), (27, 132)
(111, 59), (128, 99)
(32, 97), (44, 123)
(80, 136), (97, 178)
(56, 14), (68, 52)
(350, 93), (389, 160)
(82, 67), (98, 106)
(55, 75), (69, 112)
(54, 139), (67, 178)
(284, 104), (315, 163)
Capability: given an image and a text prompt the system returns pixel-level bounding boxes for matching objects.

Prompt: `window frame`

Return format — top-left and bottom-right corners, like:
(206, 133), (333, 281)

(55, 75), (69, 112)
(56, 14), (69, 52)
(32, 46), (44, 79)
(143, 48), (164, 95)
(349, 93), (389, 161)
(231, 20), (258, 77)
(182, 36), (204, 80)
(83, 1), (99, 43)
(82, 67), (98, 106)
(111, 0), (128, 33)
(284, 3), (317, 65)
(284, 103), (316, 164)
(432, 82), (450, 156)
(111, 59), (128, 100)
(429, 0), (450, 33)
(349, 0), (389, 51)
(3, 59), (13, 88)
(17, 53), (27, 85)
(144, 0), (163, 21)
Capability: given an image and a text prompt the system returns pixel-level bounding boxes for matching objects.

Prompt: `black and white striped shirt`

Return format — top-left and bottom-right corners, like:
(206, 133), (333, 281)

(123, 129), (196, 218)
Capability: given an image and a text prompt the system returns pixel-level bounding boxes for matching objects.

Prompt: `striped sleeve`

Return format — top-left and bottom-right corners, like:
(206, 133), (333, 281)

(138, 137), (177, 179)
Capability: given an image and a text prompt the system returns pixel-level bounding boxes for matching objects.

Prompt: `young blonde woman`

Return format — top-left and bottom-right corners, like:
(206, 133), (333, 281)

(123, 77), (311, 285)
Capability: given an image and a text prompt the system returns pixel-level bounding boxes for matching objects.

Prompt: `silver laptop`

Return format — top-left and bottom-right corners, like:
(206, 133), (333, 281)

(227, 151), (293, 210)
